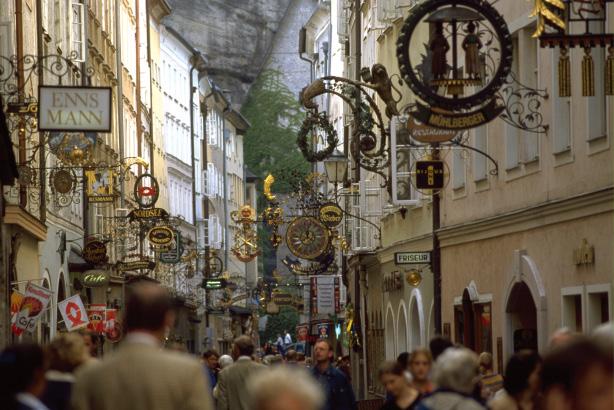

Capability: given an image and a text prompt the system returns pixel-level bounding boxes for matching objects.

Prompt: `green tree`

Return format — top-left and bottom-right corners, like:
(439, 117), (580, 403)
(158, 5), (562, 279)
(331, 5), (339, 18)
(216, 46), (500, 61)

(260, 306), (300, 346)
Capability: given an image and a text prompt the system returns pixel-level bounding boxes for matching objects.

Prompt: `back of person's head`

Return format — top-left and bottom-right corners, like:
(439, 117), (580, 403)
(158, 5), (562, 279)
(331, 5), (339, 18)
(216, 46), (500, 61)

(396, 352), (410, 367)
(433, 347), (479, 395)
(0, 344), (47, 410)
(541, 338), (613, 408)
(548, 327), (576, 349)
(47, 333), (88, 373)
(297, 352), (306, 362)
(233, 335), (255, 357)
(249, 366), (324, 410)
(429, 335), (453, 361)
(267, 355), (284, 366)
(286, 349), (297, 361)
(503, 350), (541, 397)
(125, 282), (173, 333)
(478, 351), (494, 373)
(219, 355), (234, 369)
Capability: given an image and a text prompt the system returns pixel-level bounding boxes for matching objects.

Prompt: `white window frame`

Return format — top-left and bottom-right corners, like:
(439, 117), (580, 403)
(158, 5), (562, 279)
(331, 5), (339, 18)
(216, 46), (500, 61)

(561, 286), (585, 333)
(390, 116), (419, 206)
(551, 49), (572, 154)
(586, 284), (612, 332)
(452, 148), (466, 190)
(70, 1), (85, 62)
(473, 125), (488, 182)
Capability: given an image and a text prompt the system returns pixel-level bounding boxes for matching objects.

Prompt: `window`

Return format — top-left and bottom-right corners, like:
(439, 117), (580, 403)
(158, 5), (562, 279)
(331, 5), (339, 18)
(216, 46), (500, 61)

(473, 126), (487, 181)
(587, 47), (607, 141)
(454, 297), (492, 353)
(562, 288), (584, 333)
(521, 28), (539, 162)
(54, 0), (64, 50)
(587, 285), (611, 332)
(552, 49), (572, 153)
(505, 35), (520, 170)
(70, 2), (85, 61)
(452, 148), (466, 189)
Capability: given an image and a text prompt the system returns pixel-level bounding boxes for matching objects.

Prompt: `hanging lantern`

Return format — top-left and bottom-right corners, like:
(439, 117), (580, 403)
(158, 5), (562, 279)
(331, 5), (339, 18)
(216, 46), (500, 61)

(558, 47), (571, 97)
(606, 46), (614, 96)
(582, 47), (595, 97)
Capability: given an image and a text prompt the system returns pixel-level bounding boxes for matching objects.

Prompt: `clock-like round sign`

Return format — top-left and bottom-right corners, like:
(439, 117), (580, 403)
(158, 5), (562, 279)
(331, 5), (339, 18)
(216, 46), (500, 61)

(286, 216), (330, 260)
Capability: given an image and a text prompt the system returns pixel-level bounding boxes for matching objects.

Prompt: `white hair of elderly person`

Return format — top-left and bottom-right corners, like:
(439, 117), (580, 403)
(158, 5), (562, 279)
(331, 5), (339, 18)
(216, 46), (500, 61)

(218, 355), (234, 369)
(417, 347), (486, 410)
(247, 366), (324, 410)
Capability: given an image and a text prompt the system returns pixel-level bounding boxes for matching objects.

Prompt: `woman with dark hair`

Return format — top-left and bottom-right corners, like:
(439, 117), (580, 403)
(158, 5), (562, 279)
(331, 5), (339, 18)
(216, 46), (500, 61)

(0, 343), (48, 410)
(379, 361), (421, 410)
(489, 350), (541, 410)
(540, 338), (612, 410)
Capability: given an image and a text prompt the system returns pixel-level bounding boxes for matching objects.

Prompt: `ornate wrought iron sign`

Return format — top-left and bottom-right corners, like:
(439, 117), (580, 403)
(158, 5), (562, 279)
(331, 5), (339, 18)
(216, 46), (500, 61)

(318, 202), (343, 228)
(397, 0), (514, 129)
(38, 86), (112, 132)
(127, 207), (169, 221)
(82, 270), (110, 288)
(159, 231), (183, 264)
(415, 160), (445, 189)
(134, 173), (160, 208)
(286, 216), (330, 260)
(117, 258), (156, 273)
(147, 226), (174, 248)
(230, 205), (260, 262)
(85, 169), (115, 203)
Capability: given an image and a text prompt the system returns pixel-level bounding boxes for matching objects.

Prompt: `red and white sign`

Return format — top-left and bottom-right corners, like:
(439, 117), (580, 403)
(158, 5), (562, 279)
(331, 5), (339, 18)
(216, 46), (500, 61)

(104, 308), (122, 342)
(12, 282), (53, 336)
(58, 295), (89, 331)
(87, 304), (106, 334)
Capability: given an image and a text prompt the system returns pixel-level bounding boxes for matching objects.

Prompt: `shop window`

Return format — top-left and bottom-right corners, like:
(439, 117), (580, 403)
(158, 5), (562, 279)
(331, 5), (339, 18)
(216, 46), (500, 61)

(587, 287), (610, 331)
(454, 290), (492, 353)
(562, 291), (583, 332)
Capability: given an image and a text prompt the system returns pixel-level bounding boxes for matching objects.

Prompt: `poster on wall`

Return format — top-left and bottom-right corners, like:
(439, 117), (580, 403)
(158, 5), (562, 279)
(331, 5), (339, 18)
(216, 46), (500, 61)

(87, 304), (107, 334)
(12, 283), (53, 336)
(58, 295), (89, 332)
(317, 322), (330, 339)
(312, 276), (339, 316)
(104, 309), (122, 342)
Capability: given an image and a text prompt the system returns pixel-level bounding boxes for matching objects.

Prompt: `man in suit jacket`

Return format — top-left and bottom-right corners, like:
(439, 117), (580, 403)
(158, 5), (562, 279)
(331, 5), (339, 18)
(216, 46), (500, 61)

(216, 335), (266, 410)
(71, 282), (213, 410)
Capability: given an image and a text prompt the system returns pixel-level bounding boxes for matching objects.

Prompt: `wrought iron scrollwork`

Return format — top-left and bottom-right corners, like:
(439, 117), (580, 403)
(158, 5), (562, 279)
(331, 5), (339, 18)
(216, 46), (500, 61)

(496, 71), (549, 134)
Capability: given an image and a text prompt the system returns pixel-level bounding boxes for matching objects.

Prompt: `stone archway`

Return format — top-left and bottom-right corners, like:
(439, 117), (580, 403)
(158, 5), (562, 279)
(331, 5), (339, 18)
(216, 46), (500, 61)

(397, 302), (408, 355)
(503, 250), (547, 357)
(385, 304), (396, 360)
(408, 288), (425, 349)
(506, 281), (537, 352)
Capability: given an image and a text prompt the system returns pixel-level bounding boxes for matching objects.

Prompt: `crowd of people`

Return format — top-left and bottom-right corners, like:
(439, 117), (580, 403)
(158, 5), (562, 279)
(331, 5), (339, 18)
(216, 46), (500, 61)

(0, 281), (611, 410)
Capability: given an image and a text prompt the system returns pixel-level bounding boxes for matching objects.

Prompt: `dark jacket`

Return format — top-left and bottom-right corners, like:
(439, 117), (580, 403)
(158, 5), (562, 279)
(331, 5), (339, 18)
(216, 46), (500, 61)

(311, 365), (357, 410)
(41, 374), (74, 410)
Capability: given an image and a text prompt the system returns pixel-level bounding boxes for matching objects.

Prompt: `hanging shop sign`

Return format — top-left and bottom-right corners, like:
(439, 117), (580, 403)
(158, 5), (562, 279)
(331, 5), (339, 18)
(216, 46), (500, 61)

(406, 269), (423, 287)
(407, 114), (458, 143)
(12, 283), (54, 336)
(282, 253), (334, 276)
(159, 231), (183, 264)
(318, 202), (344, 228)
(81, 270), (110, 288)
(203, 278), (228, 290)
(127, 207), (169, 221)
(117, 258), (156, 272)
(230, 205), (260, 262)
(58, 295), (89, 332)
(6, 101), (38, 115)
(272, 292), (293, 306)
(85, 169), (114, 203)
(51, 168), (76, 194)
(38, 86), (112, 132)
(147, 226), (174, 248)
(395, 251), (431, 265)
(207, 255), (224, 276)
(134, 173), (160, 208)
(415, 160), (445, 190)
(397, 0), (513, 130)
(83, 241), (108, 265)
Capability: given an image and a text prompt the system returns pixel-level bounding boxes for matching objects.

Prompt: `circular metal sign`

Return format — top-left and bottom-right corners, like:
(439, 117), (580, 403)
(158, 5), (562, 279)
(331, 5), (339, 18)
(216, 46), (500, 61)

(286, 216), (330, 260)
(147, 226), (174, 247)
(134, 173), (159, 208)
(51, 169), (75, 194)
(318, 202), (344, 228)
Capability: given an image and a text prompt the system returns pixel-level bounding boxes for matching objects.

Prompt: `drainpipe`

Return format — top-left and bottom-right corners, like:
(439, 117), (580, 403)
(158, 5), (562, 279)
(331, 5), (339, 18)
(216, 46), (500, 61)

(189, 66), (196, 230)
(35, 0), (46, 223)
(15, 0), (26, 207)
(222, 103), (231, 270)
(135, 0), (143, 175)
(115, 0), (126, 207)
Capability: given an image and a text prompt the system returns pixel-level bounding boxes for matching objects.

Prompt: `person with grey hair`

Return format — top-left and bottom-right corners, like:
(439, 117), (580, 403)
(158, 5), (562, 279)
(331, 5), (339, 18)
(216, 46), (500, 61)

(416, 348), (486, 410)
(248, 366), (323, 410)
(218, 355), (234, 369)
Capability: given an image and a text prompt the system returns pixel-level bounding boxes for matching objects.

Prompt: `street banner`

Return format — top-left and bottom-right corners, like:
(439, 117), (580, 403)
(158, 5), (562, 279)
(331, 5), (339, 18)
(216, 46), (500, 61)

(104, 309), (122, 342)
(87, 304), (106, 334)
(58, 295), (89, 331)
(12, 283), (53, 336)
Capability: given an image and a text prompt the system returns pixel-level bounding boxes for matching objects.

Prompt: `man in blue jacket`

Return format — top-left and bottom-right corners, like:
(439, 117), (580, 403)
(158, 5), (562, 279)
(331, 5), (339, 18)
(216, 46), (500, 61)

(311, 339), (357, 410)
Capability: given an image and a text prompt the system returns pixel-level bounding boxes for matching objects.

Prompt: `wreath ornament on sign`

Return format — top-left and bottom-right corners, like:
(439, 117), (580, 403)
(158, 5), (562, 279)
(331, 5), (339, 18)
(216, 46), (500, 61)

(296, 112), (338, 163)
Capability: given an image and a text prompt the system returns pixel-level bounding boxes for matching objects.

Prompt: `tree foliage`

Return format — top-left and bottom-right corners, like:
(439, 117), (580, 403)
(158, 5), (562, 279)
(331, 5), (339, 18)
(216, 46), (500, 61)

(259, 307), (300, 345)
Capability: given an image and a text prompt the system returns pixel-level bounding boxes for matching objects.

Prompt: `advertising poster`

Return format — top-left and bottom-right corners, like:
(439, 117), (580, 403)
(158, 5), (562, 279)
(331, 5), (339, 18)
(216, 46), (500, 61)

(104, 309), (122, 343)
(87, 304), (106, 334)
(12, 283), (53, 336)
(296, 324), (309, 342)
(10, 290), (24, 322)
(316, 276), (336, 315)
(58, 295), (89, 331)
(317, 322), (330, 339)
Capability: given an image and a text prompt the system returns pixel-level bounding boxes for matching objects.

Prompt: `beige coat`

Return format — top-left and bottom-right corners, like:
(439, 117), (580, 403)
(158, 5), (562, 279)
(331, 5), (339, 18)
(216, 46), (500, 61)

(216, 358), (266, 410)
(71, 342), (213, 410)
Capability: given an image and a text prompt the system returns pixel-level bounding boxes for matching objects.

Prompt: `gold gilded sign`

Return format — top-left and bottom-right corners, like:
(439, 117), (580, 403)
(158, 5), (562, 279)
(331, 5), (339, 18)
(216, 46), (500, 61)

(318, 202), (343, 228)
(128, 208), (169, 221)
(85, 169), (114, 203)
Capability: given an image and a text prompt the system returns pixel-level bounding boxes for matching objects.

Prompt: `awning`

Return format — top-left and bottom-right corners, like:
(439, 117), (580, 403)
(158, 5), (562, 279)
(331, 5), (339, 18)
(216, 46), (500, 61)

(0, 96), (19, 185)
(68, 247), (91, 272)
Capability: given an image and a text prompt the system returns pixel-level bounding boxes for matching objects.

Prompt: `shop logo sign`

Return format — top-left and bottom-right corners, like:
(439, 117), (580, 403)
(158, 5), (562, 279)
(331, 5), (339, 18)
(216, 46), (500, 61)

(82, 270), (109, 288)
(38, 86), (112, 132)
(148, 226), (174, 247)
(318, 202), (343, 228)
(83, 241), (108, 265)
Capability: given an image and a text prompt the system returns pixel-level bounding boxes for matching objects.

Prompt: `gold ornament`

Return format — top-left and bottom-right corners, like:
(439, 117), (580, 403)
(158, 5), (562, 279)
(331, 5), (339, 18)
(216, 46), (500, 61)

(530, 0), (565, 38)
(582, 47), (595, 97)
(606, 46), (614, 96)
(406, 269), (422, 287)
(558, 47), (571, 97)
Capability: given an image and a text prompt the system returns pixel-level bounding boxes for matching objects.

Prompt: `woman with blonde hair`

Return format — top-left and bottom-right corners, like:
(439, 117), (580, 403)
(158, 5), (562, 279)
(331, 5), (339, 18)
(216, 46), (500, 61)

(248, 366), (323, 410)
(407, 348), (434, 394)
(41, 333), (89, 410)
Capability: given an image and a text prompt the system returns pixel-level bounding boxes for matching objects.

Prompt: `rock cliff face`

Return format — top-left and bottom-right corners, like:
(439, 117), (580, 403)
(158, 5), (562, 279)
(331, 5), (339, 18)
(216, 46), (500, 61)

(164, 0), (297, 105)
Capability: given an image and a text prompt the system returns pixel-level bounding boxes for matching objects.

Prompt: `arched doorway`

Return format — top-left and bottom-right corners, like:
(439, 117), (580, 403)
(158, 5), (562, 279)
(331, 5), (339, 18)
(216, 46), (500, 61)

(385, 305), (396, 360)
(397, 304), (408, 355)
(409, 299), (421, 349)
(506, 281), (537, 352)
